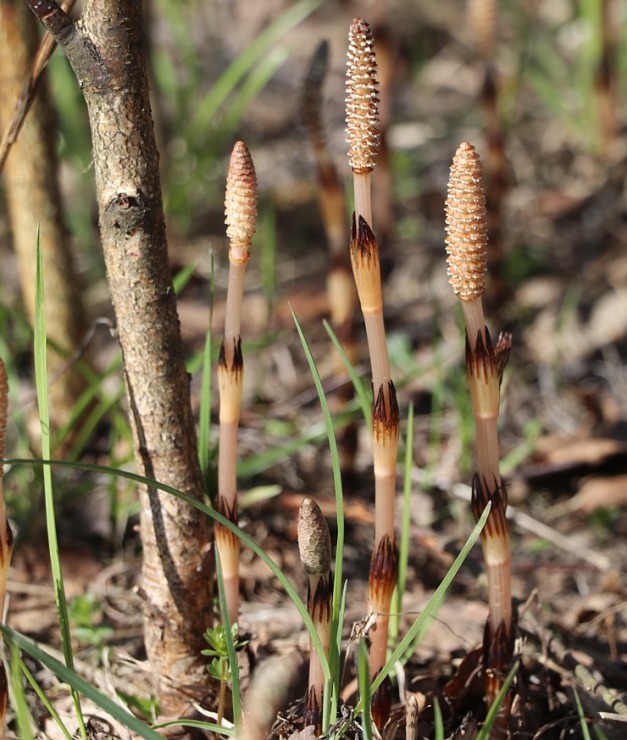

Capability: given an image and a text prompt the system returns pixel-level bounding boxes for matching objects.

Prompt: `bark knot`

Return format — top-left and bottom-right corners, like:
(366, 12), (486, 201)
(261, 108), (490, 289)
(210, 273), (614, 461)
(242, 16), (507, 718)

(104, 191), (149, 236)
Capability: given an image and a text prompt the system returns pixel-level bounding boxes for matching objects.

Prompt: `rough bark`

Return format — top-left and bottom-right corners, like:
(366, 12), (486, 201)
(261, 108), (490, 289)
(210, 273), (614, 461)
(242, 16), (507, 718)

(0, 0), (89, 435)
(23, 0), (214, 720)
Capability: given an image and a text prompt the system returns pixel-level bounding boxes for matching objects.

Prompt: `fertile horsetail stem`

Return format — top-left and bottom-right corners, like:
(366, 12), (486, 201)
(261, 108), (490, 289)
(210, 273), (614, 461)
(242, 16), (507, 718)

(216, 141), (257, 625)
(445, 141), (488, 347)
(445, 142), (514, 725)
(346, 17), (379, 227)
(346, 19), (398, 728)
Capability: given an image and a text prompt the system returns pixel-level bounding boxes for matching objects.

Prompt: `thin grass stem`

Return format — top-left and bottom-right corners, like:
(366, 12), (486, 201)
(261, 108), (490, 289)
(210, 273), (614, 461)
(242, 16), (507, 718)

(34, 234), (86, 739)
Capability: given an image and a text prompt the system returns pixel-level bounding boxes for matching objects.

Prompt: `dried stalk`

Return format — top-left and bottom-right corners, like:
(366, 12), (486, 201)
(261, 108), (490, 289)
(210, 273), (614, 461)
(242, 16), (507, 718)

(445, 141), (514, 729)
(216, 141), (257, 626)
(298, 497), (332, 732)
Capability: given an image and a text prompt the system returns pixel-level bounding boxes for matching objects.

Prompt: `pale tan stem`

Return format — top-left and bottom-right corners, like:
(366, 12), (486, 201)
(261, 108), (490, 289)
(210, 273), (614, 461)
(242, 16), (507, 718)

(218, 419), (239, 510)
(215, 518), (240, 626)
(217, 353), (243, 624)
(369, 613), (390, 679)
(461, 298), (487, 352)
(224, 261), (246, 365)
(222, 573), (240, 627)
(485, 546), (512, 635)
(475, 418), (500, 481)
(363, 314), (391, 402)
(353, 171), (373, 231)
(373, 478), (396, 546)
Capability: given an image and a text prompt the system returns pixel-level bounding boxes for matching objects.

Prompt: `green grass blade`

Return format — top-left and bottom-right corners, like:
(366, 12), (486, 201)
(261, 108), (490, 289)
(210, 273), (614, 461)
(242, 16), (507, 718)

(291, 309), (345, 726)
(17, 652), (72, 740)
(172, 259), (200, 295)
(390, 403), (414, 644)
(433, 696), (444, 740)
(219, 47), (288, 143)
(215, 548), (242, 729)
(3, 626), (166, 739)
(33, 234), (87, 739)
(476, 660), (519, 739)
(9, 642), (35, 740)
(188, 0), (325, 135)
(358, 638), (373, 740)
(358, 503), (490, 708)
(237, 484), (282, 509)
(571, 686), (592, 740)
(152, 718), (234, 736)
(237, 420), (328, 477)
(323, 318), (371, 426)
(5, 458), (331, 683)
(323, 578), (348, 733)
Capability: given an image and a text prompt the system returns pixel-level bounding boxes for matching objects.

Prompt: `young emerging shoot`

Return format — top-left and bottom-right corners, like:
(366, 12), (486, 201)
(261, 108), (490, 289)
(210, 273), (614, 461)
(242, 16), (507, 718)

(298, 497), (332, 733)
(346, 17), (379, 227)
(445, 142), (514, 724)
(346, 20), (398, 727)
(0, 361), (13, 735)
(216, 141), (257, 626)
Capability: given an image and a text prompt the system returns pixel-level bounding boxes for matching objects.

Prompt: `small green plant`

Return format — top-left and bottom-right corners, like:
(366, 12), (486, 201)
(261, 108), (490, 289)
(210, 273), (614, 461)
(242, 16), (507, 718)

(67, 592), (114, 648)
(201, 623), (249, 725)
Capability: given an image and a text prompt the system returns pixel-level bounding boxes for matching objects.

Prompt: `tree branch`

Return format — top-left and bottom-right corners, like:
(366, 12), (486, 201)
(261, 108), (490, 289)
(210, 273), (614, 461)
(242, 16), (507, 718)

(24, 0), (107, 86)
